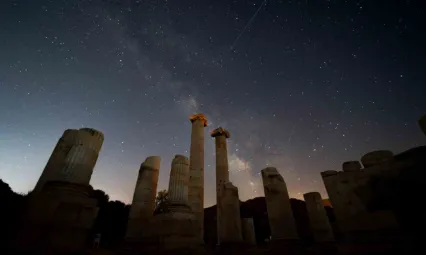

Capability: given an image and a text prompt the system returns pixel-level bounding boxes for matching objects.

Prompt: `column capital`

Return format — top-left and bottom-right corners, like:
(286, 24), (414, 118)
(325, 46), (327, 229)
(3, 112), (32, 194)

(189, 113), (208, 127)
(211, 127), (230, 138)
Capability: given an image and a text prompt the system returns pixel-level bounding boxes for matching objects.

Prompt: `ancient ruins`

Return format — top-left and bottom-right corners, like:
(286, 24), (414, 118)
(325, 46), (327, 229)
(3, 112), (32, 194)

(303, 192), (334, 243)
(261, 167), (299, 242)
(188, 113), (208, 239)
(14, 128), (104, 253)
(125, 156), (160, 238)
(8, 113), (426, 254)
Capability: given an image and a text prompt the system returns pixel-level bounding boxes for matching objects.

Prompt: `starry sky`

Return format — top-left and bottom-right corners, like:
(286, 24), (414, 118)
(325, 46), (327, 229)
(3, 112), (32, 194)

(1, 0), (425, 206)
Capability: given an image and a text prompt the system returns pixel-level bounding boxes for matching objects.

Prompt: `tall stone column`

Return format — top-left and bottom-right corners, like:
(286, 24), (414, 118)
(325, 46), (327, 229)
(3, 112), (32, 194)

(241, 218), (256, 245)
(261, 167), (299, 241)
(168, 155), (190, 206)
(211, 127), (230, 245)
(219, 182), (243, 243)
(126, 156), (161, 238)
(419, 115), (426, 136)
(303, 192), (334, 243)
(188, 113), (208, 238)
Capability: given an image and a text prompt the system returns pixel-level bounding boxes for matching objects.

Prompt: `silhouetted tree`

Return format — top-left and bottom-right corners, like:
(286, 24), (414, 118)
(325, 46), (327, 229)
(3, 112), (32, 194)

(0, 179), (27, 250)
(154, 189), (169, 215)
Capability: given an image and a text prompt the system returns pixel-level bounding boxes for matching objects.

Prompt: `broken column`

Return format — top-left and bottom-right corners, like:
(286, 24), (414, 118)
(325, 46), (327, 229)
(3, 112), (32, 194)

(241, 218), (256, 245)
(188, 113), (208, 238)
(342, 161), (362, 172)
(361, 150), (394, 168)
(14, 128), (103, 253)
(126, 156), (161, 238)
(218, 182), (243, 243)
(33, 129), (79, 194)
(140, 155), (203, 253)
(419, 115), (426, 136)
(33, 128), (104, 193)
(303, 192), (334, 243)
(168, 155), (191, 212)
(59, 128), (104, 185)
(261, 167), (299, 242)
(211, 127), (231, 245)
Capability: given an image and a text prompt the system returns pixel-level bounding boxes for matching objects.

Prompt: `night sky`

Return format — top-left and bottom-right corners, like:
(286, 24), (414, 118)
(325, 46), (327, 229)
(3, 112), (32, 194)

(1, 0), (425, 206)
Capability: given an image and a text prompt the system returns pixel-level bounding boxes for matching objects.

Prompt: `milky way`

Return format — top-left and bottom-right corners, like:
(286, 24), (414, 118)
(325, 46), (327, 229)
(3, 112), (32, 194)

(1, 0), (425, 206)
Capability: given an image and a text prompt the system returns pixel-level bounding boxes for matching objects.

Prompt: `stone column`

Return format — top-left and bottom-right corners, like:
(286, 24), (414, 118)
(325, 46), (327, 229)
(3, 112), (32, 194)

(58, 128), (104, 185)
(126, 156), (161, 238)
(168, 155), (190, 206)
(419, 115), (426, 136)
(33, 129), (79, 193)
(241, 218), (256, 245)
(261, 167), (299, 241)
(211, 127), (230, 245)
(188, 113), (208, 238)
(303, 192), (334, 243)
(219, 182), (243, 243)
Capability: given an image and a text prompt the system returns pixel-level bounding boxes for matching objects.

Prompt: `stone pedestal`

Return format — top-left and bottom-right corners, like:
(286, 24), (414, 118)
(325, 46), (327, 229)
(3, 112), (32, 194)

(303, 192), (335, 243)
(126, 156), (161, 238)
(261, 167), (299, 241)
(125, 212), (205, 255)
(14, 181), (99, 253)
(188, 114), (208, 238)
(241, 218), (256, 245)
(218, 182), (243, 243)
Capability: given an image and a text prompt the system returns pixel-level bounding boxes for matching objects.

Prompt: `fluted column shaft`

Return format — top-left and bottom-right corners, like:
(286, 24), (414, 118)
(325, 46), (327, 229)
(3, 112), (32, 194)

(33, 128), (103, 193)
(128, 156), (161, 220)
(168, 155), (189, 205)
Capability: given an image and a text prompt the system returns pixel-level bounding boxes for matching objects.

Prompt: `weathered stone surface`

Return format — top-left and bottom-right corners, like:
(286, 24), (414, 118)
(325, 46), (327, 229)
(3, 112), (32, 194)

(321, 169), (368, 233)
(168, 155), (190, 207)
(218, 182), (243, 243)
(211, 127), (231, 245)
(241, 218), (256, 245)
(342, 161), (362, 172)
(59, 128), (104, 185)
(33, 128), (104, 193)
(261, 167), (299, 241)
(14, 181), (99, 253)
(188, 113), (208, 238)
(361, 150), (394, 168)
(303, 192), (335, 243)
(129, 212), (205, 254)
(126, 156), (160, 238)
